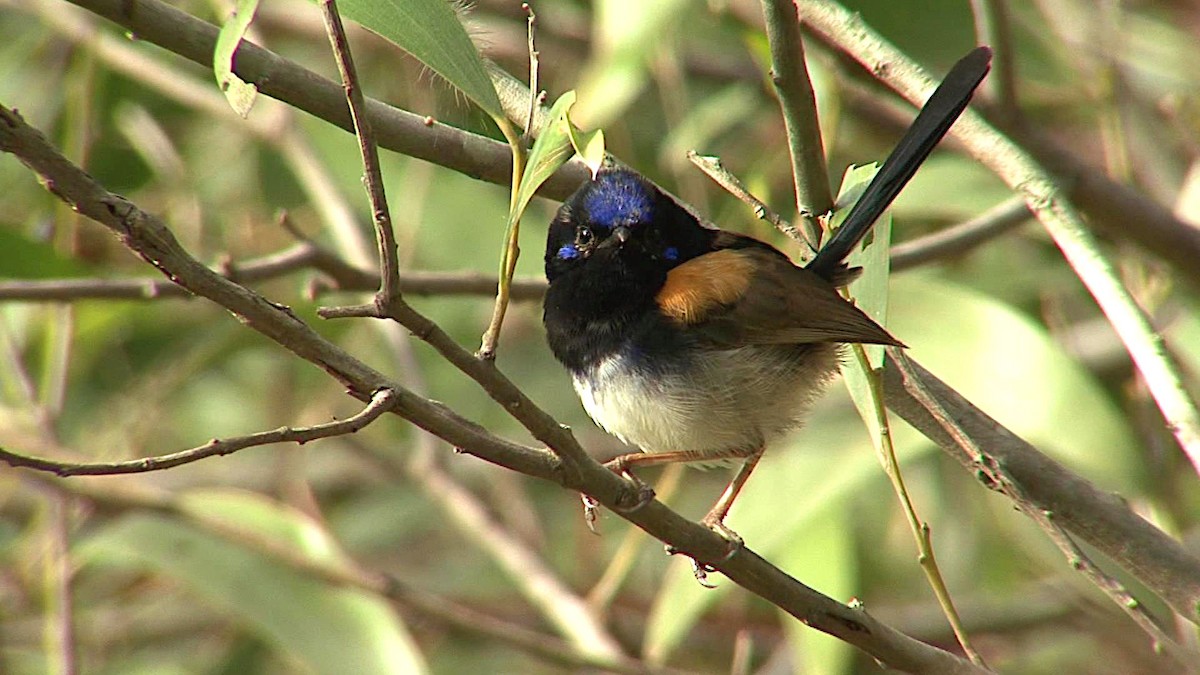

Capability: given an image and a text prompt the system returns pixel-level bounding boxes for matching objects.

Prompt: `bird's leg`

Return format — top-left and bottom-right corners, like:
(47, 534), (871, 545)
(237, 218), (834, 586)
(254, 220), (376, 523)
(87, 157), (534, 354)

(601, 449), (720, 512)
(701, 448), (765, 547)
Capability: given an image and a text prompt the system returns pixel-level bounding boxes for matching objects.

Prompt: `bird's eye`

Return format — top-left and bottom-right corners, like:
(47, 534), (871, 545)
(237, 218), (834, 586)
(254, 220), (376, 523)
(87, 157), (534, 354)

(576, 226), (595, 246)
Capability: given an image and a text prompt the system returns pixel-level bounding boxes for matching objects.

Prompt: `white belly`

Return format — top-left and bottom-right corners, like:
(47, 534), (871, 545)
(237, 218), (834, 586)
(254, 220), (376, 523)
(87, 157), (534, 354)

(573, 344), (840, 457)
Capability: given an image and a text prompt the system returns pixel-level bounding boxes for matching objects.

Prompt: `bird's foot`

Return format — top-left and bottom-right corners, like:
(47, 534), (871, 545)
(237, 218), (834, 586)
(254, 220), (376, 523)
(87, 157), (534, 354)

(665, 544), (720, 588)
(581, 494), (601, 534)
(602, 458), (657, 513)
(701, 512), (745, 554)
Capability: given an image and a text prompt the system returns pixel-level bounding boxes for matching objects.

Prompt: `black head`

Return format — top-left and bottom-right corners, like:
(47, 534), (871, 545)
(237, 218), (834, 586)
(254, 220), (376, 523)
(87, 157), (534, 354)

(544, 169), (712, 283)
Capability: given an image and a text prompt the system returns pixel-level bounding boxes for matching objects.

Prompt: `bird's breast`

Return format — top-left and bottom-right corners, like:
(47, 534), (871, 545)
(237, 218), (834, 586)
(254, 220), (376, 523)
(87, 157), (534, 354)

(571, 342), (842, 459)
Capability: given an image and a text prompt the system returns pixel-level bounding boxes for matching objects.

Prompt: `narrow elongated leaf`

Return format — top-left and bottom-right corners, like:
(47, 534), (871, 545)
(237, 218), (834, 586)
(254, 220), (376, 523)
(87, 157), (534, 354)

(832, 163), (893, 444)
(331, 0), (503, 118)
(511, 91), (579, 219)
(213, 0), (260, 117)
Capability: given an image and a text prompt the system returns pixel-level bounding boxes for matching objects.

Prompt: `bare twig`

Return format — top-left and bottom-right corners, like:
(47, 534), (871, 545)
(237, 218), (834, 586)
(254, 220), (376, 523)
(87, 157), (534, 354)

(849, 346), (984, 666)
(0, 389), (398, 476)
(521, 3), (540, 140)
(760, 0), (829, 251)
(0, 267), (547, 302)
(968, 0), (1018, 119)
(0, 193), (1026, 305)
(317, 298), (595, 471)
(687, 151), (801, 241)
(318, 0), (400, 303)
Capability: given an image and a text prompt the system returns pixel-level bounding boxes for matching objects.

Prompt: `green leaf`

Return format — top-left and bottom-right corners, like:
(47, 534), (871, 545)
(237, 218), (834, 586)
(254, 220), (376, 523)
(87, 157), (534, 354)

(213, 0), (260, 118)
(331, 0), (503, 119)
(566, 116), (605, 177)
(830, 164), (892, 443)
(511, 91), (579, 220)
(78, 489), (427, 675)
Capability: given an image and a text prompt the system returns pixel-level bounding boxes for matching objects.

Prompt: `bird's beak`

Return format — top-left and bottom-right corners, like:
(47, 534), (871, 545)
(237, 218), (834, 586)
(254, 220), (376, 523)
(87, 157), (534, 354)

(598, 225), (632, 250)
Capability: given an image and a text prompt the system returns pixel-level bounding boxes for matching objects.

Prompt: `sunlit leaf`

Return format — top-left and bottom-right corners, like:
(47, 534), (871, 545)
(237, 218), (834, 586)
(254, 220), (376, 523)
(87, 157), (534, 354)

(213, 0), (260, 118)
(510, 91), (578, 220)
(566, 119), (605, 178)
(830, 164), (891, 443)
(330, 0), (503, 118)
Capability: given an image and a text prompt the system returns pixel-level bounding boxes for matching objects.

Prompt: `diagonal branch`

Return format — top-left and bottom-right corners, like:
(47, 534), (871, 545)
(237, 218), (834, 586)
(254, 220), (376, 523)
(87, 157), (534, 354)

(891, 352), (1191, 665)
(882, 355), (1200, 627)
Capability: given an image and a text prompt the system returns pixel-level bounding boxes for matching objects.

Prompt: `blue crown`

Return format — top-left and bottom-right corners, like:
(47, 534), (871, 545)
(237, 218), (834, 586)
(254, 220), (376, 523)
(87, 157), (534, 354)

(581, 170), (653, 230)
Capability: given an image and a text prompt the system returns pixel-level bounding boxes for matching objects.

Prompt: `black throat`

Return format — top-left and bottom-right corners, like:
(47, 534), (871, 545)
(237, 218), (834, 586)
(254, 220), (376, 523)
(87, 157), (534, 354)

(543, 250), (666, 373)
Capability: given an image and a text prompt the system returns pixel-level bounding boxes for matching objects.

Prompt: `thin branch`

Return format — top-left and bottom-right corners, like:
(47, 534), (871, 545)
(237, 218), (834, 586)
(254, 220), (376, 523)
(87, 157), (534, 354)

(318, 0), (400, 304)
(317, 297), (595, 471)
(0, 101), (990, 674)
(890, 196), (1030, 271)
(849, 346), (984, 666)
(800, 0), (1200, 511)
(0, 268), (547, 302)
(760, 0), (829, 250)
(687, 151), (800, 240)
(0, 389), (398, 476)
(891, 350), (1193, 667)
(521, 3), (539, 140)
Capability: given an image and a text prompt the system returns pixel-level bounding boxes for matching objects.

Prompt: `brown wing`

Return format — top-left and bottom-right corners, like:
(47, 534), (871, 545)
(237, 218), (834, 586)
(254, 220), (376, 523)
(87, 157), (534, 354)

(656, 247), (901, 348)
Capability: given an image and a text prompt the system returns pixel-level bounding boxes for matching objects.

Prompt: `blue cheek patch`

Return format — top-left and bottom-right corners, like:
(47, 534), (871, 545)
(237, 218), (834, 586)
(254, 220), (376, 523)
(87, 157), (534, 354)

(557, 244), (580, 260)
(583, 172), (653, 230)
(663, 246), (679, 261)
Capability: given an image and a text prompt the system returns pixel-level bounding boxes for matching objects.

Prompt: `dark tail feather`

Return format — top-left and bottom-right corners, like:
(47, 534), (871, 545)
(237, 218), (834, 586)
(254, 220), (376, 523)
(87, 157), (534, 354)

(806, 46), (992, 279)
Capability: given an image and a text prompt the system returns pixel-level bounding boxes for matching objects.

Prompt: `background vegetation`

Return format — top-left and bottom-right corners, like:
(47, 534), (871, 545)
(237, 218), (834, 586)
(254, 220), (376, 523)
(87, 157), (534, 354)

(2, 0), (1200, 673)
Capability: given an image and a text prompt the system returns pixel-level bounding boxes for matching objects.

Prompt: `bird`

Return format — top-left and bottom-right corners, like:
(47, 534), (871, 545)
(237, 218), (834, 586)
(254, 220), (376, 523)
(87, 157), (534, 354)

(542, 47), (992, 543)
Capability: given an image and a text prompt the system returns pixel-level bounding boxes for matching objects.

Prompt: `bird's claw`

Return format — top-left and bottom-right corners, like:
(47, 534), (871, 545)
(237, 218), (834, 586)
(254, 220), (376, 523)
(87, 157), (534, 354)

(701, 515), (745, 561)
(581, 494), (601, 534)
(665, 544), (720, 588)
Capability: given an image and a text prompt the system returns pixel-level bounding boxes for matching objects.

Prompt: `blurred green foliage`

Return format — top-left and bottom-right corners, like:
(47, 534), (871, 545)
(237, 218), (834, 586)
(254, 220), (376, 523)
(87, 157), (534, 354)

(2, 0), (1199, 673)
